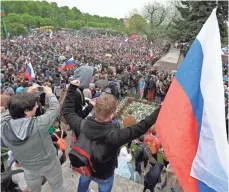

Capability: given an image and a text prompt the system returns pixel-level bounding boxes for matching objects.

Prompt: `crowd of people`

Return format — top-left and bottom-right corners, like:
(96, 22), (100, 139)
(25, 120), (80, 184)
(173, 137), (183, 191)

(1, 30), (228, 192)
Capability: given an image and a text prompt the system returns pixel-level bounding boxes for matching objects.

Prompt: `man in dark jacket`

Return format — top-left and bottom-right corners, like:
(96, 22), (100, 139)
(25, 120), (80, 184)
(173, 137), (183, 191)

(63, 80), (161, 192)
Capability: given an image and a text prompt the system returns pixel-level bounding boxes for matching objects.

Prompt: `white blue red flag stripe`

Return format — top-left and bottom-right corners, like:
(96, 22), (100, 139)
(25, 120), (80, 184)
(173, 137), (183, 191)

(156, 8), (228, 192)
(60, 57), (75, 71)
(25, 62), (35, 81)
(148, 49), (153, 59)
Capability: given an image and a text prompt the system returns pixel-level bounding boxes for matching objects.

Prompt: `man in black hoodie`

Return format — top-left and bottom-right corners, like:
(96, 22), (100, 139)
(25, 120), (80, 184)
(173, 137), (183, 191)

(63, 80), (161, 192)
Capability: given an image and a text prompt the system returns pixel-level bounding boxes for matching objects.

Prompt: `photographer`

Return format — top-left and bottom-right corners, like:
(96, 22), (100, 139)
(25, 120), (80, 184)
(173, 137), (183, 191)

(1, 85), (64, 192)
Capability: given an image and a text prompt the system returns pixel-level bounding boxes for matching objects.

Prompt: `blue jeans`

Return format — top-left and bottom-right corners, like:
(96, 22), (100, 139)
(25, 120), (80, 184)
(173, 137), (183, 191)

(78, 174), (114, 192)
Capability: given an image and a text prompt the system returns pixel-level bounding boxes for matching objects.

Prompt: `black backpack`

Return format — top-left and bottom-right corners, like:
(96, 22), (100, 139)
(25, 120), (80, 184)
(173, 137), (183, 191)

(1, 161), (24, 192)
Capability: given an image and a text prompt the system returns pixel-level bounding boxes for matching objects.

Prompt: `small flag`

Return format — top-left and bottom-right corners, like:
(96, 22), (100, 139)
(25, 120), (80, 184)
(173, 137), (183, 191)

(60, 57), (75, 71)
(25, 62), (35, 81)
(148, 49), (153, 59)
(155, 8), (228, 192)
(50, 31), (53, 39)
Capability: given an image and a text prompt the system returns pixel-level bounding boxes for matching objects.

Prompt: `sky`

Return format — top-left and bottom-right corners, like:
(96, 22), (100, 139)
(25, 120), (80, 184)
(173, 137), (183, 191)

(45, 0), (167, 19)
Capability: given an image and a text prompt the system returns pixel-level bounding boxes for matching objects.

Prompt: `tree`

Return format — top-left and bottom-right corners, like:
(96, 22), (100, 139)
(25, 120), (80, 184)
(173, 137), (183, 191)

(66, 20), (75, 28)
(6, 22), (28, 36)
(128, 14), (147, 33)
(34, 16), (45, 27)
(141, 0), (177, 41)
(58, 13), (67, 27)
(1, 0), (128, 35)
(173, 1), (228, 43)
(6, 13), (23, 23)
(41, 4), (52, 18)
(21, 13), (34, 28)
(142, 1), (168, 26)
(50, 2), (58, 8)
(73, 20), (84, 29)
(29, 1), (42, 16)
(43, 18), (52, 26)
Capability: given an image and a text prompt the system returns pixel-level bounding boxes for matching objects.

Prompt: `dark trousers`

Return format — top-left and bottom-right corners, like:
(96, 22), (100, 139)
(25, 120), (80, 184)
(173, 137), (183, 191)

(135, 161), (142, 175)
(143, 185), (155, 192)
(144, 88), (148, 98)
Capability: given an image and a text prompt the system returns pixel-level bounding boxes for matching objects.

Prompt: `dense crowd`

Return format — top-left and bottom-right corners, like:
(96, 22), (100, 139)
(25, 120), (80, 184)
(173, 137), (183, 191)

(1, 31), (228, 192)
(0, 31), (172, 104)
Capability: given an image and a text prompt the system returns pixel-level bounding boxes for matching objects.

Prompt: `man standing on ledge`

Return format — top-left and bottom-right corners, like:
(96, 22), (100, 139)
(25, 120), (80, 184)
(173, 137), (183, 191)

(1, 85), (64, 192)
(63, 80), (161, 192)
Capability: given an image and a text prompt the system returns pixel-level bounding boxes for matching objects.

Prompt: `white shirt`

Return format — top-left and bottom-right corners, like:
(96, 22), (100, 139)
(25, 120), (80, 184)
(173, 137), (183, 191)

(11, 162), (27, 191)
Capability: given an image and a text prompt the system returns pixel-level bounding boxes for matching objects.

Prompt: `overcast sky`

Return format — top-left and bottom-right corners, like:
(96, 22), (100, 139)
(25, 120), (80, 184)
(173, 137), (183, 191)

(45, 0), (167, 18)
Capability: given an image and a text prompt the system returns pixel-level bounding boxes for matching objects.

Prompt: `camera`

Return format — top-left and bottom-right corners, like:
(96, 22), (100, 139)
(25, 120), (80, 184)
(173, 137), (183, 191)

(38, 87), (44, 92)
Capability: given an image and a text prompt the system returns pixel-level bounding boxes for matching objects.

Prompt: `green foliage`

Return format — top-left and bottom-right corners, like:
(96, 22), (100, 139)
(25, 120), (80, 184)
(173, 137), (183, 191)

(1, 0), (127, 36)
(6, 13), (23, 23)
(173, 0), (228, 43)
(33, 16), (44, 27)
(21, 13), (34, 27)
(134, 1), (178, 42)
(6, 22), (28, 36)
(128, 14), (147, 33)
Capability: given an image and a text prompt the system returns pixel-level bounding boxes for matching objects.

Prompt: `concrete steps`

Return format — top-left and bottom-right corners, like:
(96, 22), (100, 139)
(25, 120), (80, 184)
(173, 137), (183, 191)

(41, 159), (144, 192)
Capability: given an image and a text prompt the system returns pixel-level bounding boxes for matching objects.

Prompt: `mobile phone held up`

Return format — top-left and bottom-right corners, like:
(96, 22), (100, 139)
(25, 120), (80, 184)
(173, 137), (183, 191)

(38, 86), (44, 92)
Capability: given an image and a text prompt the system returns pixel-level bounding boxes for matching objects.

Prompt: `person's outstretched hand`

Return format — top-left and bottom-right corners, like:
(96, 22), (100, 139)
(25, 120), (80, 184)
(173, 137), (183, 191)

(27, 84), (39, 93)
(90, 100), (96, 107)
(70, 80), (80, 86)
(43, 86), (52, 95)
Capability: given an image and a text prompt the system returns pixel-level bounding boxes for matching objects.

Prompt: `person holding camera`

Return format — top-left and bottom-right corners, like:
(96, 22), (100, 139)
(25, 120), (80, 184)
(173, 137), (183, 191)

(1, 85), (64, 192)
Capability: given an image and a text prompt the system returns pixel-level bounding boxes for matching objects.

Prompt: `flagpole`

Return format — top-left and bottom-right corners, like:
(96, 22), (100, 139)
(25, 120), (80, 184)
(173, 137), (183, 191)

(215, 0), (218, 8)
(1, 6), (8, 39)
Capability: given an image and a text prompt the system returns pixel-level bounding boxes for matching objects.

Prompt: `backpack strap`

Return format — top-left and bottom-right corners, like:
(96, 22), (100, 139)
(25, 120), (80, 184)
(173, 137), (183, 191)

(53, 133), (60, 140)
(60, 130), (64, 139)
(8, 159), (15, 170)
(80, 120), (86, 131)
(10, 169), (24, 175)
(76, 88), (84, 105)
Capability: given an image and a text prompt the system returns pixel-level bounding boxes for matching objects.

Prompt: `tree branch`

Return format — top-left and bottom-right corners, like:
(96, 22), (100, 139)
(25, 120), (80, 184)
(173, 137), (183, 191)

(156, 8), (167, 26)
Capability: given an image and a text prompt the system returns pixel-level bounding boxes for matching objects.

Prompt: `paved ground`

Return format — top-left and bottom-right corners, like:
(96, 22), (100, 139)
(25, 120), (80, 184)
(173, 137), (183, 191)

(41, 159), (183, 192)
(41, 159), (144, 192)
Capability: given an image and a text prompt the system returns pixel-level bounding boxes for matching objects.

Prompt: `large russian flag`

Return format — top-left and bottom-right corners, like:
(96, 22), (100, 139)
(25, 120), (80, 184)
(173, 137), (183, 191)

(60, 57), (75, 71)
(25, 62), (35, 81)
(155, 8), (228, 192)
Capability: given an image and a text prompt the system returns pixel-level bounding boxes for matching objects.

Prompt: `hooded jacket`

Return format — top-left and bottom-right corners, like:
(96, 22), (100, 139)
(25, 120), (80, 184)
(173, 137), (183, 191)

(63, 84), (161, 179)
(73, 65), (94, 89)
(1, 93), (60, 170)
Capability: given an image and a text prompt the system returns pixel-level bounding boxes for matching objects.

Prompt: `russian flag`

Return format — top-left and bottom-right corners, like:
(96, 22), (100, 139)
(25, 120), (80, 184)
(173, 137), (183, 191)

(148, 49), (153, 59)
(25, 62), (35, 81)
(155, 8), (228, 192)
(60, 57), (75, 71)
